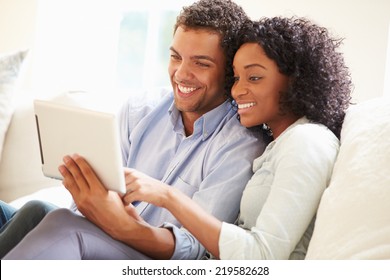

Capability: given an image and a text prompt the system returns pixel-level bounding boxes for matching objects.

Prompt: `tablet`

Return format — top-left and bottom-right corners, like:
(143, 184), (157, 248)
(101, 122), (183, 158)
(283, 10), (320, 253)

(34, 100), (126, 194)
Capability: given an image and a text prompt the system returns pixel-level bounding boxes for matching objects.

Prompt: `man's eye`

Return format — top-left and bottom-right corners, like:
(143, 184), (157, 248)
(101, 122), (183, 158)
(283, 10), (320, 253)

(170, 54), (181, 61)
(196, 62), (210, 68)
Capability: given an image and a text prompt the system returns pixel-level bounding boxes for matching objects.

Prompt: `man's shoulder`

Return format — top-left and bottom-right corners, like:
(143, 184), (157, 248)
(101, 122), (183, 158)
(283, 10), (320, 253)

(219, 112), (262, 141)
(121, 89), (173, 118)
(207, 114), (265, 156)
(123, 88), (172, 110)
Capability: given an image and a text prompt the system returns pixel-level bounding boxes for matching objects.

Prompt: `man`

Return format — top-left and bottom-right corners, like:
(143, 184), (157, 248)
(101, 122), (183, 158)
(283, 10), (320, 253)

(3, 0), (265, 259)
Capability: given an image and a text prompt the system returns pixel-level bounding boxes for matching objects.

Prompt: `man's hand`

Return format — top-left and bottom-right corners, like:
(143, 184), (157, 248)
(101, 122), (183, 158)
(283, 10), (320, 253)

(59, 155), (175, 259)
(58, 154), (143, 236)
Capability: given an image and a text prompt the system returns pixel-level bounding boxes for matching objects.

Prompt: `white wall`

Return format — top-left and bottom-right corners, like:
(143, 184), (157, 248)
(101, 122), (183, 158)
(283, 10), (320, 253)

(235, 0), (390, 102)
(31, 0), (120, 94)
(1, 0), (389, 102)
(0, 0), (37, 52)
(0, 0), (38, 89)
(384, 22), (390, 97)
(0, 0), (120, 96)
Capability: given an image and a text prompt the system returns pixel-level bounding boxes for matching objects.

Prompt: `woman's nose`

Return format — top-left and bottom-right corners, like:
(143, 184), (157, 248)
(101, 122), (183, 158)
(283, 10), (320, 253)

(231, 80), (247, 99)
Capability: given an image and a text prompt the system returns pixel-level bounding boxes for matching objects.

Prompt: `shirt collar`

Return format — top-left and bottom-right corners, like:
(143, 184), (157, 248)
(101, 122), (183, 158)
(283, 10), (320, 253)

(168, 99), (233, 140)
(272, 117), (310, 143)
(282, 117), (310, 135)
(261, 117), (310, 153)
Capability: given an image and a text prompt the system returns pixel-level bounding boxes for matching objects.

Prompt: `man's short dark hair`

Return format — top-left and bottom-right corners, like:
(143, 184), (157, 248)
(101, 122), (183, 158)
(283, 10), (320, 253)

(174, 0), (249, 96)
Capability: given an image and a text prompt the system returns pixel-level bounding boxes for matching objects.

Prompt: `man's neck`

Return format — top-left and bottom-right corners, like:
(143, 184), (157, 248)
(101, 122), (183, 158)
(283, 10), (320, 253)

(181, 112), (201, 136)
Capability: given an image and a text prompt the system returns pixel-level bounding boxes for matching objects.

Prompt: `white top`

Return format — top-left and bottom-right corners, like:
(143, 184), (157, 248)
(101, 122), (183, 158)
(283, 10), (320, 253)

(219, 117), (340, 259)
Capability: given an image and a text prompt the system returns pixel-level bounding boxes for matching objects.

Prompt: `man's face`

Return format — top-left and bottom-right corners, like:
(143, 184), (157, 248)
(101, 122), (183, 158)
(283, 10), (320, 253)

(168, 26), (227, 120)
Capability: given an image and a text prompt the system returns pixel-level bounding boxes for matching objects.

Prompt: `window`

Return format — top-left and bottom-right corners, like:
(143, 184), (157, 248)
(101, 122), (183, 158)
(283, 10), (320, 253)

(117, 8), (176, 90)
(31, 0), (194, 99)
(116, 0), (194, 94)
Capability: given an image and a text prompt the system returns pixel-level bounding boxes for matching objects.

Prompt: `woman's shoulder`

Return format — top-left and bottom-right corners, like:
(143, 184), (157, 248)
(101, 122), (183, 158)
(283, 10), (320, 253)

(278, 118), (339, 152)
(288, 118), (337, 140)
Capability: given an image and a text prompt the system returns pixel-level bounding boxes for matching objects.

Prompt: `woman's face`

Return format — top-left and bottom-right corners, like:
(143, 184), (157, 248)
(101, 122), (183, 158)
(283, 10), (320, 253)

(232, 43), (297, 138)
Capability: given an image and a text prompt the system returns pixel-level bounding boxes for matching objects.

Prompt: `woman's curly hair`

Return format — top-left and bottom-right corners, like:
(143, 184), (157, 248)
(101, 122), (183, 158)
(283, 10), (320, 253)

(174, 0), (249, 97)
(231, 17), (353, 138)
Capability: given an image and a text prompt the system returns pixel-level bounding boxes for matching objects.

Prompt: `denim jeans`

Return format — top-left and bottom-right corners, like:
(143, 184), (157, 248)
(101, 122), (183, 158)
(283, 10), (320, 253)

(0, 200), (58, 258)
(0, 201), (17, 228)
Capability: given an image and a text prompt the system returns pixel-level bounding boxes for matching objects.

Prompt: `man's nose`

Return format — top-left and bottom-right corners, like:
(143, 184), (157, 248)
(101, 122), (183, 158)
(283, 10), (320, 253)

(175, 61), (193, 82)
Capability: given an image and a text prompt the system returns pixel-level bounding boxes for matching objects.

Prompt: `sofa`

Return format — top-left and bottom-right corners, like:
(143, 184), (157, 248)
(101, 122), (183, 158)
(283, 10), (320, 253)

(1, 51), (390, 259)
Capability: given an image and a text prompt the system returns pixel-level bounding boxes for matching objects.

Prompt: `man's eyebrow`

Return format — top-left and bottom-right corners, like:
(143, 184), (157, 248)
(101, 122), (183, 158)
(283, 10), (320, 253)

(169, 46), (179, 54)
(169, 47), (216, 63)
(192, 55), (216, 63)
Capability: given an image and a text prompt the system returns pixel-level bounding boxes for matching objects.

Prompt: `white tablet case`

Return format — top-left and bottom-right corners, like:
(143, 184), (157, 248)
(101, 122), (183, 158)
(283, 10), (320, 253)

(34, 100), (126, 194)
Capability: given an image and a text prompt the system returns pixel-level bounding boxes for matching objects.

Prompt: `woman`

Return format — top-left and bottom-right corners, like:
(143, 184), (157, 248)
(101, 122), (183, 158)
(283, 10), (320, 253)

(0, 200), (57, 258)
(121, 16), (352, 260)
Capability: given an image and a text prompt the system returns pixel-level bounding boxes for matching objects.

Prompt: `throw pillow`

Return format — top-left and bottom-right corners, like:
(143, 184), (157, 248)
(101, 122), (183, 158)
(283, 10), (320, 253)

(0, 50), (28, 162)
(306, 97), (390, 259)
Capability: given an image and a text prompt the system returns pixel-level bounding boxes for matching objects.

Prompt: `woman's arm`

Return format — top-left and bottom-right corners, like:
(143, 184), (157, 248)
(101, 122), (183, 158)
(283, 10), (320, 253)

(123, 168), (223, 258)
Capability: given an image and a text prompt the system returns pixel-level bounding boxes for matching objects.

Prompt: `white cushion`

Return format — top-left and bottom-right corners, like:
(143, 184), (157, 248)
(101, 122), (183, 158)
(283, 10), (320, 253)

(0, 50), (28, 162)
(9, 186), (72, 209)
(306, 97), (390, 259)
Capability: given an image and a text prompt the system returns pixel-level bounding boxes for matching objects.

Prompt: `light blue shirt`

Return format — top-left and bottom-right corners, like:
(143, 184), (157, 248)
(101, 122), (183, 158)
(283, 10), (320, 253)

(119, 90), (265, 259)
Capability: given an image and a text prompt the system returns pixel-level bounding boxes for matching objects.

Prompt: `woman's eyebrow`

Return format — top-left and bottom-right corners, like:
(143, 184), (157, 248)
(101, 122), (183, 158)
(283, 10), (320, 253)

(244, 63), (267, 70)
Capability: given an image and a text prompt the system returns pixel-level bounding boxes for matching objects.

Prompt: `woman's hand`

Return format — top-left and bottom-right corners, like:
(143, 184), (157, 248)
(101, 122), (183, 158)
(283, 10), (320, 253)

(123, 168), (171, 208)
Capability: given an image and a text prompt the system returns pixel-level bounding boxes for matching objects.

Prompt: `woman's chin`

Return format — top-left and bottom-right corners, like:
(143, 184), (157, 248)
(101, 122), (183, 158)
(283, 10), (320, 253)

(240, 119), (256, 128)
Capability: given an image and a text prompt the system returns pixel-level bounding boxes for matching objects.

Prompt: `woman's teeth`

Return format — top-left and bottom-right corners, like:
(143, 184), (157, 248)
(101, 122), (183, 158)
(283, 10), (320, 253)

(238, 102), (256, 109)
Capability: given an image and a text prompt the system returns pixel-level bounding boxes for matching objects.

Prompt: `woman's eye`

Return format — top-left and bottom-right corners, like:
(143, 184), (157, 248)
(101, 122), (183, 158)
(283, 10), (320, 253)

(249, 76), (262, 81)
(233, 76), (240, 82)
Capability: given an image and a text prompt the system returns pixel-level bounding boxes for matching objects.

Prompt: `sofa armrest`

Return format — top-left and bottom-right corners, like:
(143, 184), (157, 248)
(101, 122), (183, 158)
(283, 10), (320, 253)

(0, 97), (60, 202)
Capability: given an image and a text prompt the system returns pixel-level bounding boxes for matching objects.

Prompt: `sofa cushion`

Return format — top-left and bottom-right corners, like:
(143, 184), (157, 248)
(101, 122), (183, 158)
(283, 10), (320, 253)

(306, 97), (390, 259)
(0, 50), (28, 162)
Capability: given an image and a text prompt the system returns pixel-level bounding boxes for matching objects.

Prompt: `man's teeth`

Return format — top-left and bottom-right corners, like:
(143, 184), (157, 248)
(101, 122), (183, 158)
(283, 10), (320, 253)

(238, 102), (256, 109)
(178, 85), (197, 94)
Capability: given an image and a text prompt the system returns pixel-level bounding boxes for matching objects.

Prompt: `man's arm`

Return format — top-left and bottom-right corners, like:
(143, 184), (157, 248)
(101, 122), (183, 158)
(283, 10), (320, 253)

(59, 154), (175, 259)
(60, 121), (264, 259)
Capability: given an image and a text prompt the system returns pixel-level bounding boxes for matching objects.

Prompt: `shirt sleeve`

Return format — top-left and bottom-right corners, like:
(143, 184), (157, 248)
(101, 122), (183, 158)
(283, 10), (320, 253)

(219, 124), (339, 259)
(163, 223), (207, 260)
(118, 91), (169, 165)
